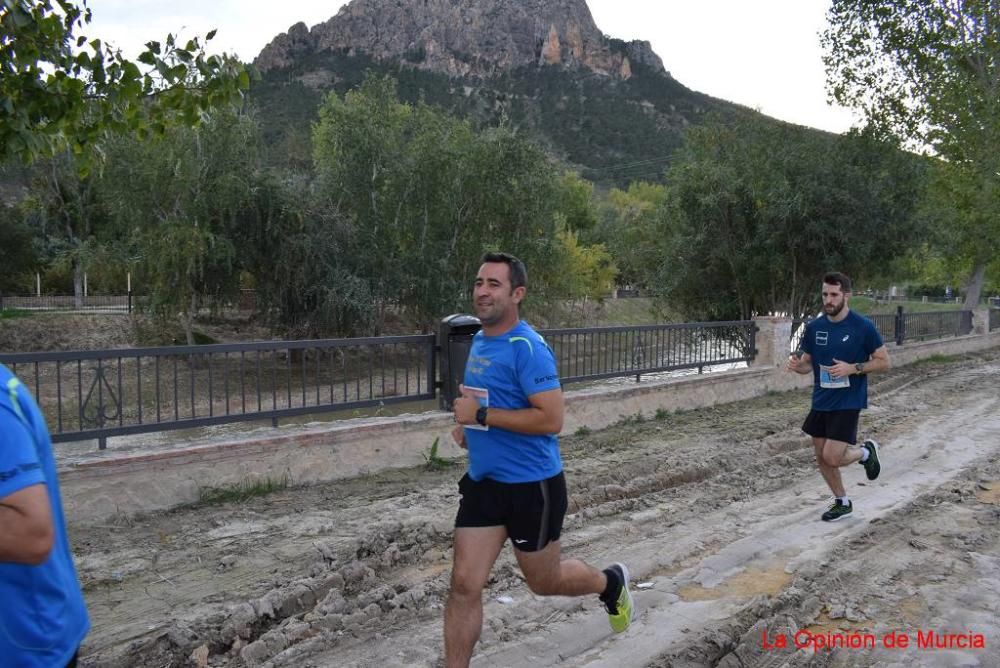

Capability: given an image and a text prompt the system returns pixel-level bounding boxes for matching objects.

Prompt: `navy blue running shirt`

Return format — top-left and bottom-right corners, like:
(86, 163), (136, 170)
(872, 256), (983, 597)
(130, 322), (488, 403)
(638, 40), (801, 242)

(462, 320), (562, 483)
(800, 311), (883, 411)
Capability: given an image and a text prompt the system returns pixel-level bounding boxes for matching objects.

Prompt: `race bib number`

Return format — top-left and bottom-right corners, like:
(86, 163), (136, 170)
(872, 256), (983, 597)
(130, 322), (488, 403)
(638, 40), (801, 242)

(819, 365), (849, 389)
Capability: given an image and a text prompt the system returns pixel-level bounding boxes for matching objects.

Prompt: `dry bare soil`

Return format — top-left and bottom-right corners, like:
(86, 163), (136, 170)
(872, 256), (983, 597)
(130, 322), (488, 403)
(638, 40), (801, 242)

(74, 350), (1000, 667)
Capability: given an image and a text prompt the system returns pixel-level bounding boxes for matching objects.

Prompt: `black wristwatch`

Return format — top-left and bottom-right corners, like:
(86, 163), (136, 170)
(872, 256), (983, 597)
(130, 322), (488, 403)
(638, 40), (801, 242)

(855, 362), (865, 374)
(475, 405), (488, 427)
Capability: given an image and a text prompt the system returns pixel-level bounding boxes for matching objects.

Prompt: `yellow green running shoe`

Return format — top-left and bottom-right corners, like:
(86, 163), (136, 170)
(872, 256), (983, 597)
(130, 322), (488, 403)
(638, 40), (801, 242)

(604, 562), (633, 633)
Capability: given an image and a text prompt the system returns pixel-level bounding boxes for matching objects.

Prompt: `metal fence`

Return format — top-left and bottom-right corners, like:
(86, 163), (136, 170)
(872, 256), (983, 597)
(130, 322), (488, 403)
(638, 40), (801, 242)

(1, 320), (757, 448)
(791, 308), (973, 348)
(869, 313), (896, 344)
(541, 321), (755, 384)
(0, 294), (137, 312)
(989, 307), (1000, 332)
(7, 305), (985, 449)
(1, 336), (436, 448)
(898, 309), (973, 342)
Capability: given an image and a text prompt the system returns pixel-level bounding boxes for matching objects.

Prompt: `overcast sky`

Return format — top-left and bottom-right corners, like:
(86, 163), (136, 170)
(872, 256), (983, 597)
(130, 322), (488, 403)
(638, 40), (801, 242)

(83, 0), (861, 134)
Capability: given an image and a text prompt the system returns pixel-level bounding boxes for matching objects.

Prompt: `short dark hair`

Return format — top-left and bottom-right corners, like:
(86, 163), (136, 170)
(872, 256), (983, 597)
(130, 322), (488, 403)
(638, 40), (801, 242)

(823, 272), (852, 293)
(481, 251), (527, 290)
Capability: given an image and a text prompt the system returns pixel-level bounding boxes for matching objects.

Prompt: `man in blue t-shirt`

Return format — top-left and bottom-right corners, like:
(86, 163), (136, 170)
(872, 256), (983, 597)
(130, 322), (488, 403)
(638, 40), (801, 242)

(786, 272), (892, 522)
(0, 364), (90, 667)
(443, 252), (633, 667)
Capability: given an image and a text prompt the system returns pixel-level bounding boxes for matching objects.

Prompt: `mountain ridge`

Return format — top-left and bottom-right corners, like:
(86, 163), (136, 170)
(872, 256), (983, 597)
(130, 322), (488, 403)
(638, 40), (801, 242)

(255, 0), (666, 81)
(248, 0), (794, 185)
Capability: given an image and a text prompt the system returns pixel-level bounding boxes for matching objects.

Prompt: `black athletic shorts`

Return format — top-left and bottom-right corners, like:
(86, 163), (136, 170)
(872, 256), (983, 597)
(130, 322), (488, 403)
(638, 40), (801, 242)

(454, 471), (568, 552)
(802, 409), (860, 445)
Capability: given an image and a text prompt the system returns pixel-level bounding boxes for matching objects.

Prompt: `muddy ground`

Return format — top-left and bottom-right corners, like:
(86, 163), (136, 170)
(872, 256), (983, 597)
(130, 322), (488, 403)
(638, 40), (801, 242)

(72, 349), (1000, 667)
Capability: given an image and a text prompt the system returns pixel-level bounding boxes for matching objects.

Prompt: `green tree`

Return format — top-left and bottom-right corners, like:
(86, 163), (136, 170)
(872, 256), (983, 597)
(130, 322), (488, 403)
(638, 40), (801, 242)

(1, 0), (249, 170)
(913, 156), (1000, 300)
(592, 180), (667, 289)
(0, 203), (38, 293)
(823, 0), (1000, 305)
(651, 115), (924, 321)
(554, 172), (598, 234)
(96, 109), (267, 344)
(312, 74), (577, 332)
(548, 227), (617, 300)
(21, 152), (115, 306)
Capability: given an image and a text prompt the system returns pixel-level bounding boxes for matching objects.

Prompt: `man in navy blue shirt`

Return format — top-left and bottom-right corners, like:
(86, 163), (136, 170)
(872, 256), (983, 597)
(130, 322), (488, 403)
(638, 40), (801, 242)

(786, 272), (892, 521)
(0, 364), (90, 667)
(443, 252), (633, 667)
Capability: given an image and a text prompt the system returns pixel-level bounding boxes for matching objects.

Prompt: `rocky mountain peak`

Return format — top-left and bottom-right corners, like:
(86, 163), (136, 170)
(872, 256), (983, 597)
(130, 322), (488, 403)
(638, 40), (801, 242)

(255, 0), (666, 79)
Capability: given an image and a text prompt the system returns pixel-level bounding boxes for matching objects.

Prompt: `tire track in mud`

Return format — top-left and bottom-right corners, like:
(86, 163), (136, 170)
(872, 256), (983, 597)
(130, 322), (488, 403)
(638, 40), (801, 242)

(74, 350), (1000, 667)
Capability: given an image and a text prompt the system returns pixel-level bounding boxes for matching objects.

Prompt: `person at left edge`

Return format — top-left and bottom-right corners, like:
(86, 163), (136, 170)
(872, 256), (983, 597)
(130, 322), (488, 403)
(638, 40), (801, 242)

(0, 363), (90, 668)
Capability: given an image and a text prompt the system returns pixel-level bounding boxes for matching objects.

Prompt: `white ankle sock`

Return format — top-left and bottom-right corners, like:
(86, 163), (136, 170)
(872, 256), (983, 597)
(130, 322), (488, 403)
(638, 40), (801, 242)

(838, 496), (850, 505)
(859, 447), (869, 462)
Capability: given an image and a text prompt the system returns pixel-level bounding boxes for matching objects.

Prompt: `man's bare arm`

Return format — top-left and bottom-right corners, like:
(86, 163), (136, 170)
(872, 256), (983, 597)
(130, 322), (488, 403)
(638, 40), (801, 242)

(0, 484), (54, 565)
(859, 346), (891, 374)
(454, 387), (564, 434)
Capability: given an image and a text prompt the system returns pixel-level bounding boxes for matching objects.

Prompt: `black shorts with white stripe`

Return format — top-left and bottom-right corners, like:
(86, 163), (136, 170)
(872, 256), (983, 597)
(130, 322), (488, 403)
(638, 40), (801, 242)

(454, 471), (567, 552)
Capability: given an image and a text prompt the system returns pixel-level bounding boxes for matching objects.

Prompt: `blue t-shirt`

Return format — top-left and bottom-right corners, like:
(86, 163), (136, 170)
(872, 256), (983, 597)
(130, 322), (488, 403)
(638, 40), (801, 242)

(462, 321), (563, 483)
(0, 364), (90, 668)
(800, 311), (884, 411)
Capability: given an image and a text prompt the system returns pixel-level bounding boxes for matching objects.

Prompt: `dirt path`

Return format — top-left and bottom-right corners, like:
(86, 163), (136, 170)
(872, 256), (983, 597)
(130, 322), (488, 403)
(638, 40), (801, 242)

(73, 350), (1000, 667)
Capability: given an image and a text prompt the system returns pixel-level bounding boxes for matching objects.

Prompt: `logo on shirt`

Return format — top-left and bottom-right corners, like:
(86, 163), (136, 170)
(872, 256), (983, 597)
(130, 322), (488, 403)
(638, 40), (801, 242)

(815, 331), (829, 346)
(842, 334), (851, 342)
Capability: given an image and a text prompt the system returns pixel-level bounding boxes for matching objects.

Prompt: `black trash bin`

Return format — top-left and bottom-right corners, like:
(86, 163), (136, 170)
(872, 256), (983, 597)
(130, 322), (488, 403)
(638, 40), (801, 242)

(438, 314), (482, 410)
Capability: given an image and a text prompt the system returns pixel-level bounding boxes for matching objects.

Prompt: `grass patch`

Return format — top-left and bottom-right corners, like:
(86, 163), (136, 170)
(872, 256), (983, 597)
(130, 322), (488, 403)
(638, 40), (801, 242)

(574, 425), (593, 437)
(911, 354), (961, 366)
(616, 411), (646, 426)
(0, 309), (34, 319)
(654, 408), (670, 420)
(851, 297), (964, 315)
(197, 473), (290, 505)
(422, 436), (457, 471)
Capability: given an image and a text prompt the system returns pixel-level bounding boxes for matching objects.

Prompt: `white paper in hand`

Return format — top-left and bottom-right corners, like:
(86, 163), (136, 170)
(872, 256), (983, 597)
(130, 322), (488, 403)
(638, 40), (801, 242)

(463, 385), (489, 431)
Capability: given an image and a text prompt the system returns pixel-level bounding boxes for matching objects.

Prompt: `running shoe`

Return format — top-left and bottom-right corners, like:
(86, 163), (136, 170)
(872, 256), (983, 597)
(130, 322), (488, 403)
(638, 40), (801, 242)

(821, 499), (853, 522)
(860, 439), (881, 481)
(603, 562), (634, 633)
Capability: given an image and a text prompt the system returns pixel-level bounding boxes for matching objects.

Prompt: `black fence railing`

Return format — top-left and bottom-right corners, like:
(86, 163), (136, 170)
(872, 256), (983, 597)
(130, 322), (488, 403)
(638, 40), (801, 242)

(3, 306), (981, 450)
(991, 308), (1000, 332)
(1, 320), (757, 448)
(1, 336), (436, 449)
(541, 321), (756, 384)
(899, 309), (973, 342)
(870, 313), (897, 344)
(791, 308), (973, 348)
(0, 293), (138, 312)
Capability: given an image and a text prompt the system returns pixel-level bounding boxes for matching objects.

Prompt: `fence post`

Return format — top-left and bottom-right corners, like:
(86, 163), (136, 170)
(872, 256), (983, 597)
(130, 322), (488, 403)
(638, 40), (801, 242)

(437, 314), (481, 410)
(128, 291), (132, 314)
(0, 290), (4, 312)
(751, 316), (790, 368)
(894, 306), (905, 345)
